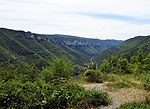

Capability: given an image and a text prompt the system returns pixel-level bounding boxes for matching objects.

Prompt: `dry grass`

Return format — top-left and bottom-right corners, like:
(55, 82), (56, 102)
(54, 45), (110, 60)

(77, 73), (150, 108)
(82, 82), (150, 109)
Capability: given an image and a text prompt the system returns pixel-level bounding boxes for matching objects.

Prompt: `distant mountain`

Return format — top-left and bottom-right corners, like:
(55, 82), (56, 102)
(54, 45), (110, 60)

(0, 28), (122, 66)
(48, 34), (122, 57)
(95, 35), (150, 65)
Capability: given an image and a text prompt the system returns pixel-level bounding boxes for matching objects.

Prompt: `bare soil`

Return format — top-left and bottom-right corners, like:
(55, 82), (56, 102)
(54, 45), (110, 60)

(82, 82), (150, 109)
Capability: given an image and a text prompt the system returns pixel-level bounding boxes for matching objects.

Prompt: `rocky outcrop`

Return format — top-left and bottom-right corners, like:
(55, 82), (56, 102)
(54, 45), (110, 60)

(25, 32), (122, 47)
(25, 31), (50, 42)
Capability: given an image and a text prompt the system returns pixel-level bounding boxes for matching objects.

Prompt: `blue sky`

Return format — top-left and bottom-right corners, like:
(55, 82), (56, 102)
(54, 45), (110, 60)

(0, 0), (150, 40)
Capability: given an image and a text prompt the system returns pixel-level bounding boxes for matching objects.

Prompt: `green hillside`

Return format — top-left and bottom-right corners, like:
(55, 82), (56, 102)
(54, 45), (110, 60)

(0, 28), (122, 66)
(95, 35), (150, 65)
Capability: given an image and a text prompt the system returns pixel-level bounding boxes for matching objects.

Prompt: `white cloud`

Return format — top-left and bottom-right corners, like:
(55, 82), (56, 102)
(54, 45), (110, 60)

(0, 0), (150, 40)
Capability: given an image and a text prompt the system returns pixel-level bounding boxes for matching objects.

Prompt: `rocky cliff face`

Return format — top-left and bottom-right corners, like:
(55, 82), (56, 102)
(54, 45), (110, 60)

(48, 35), (123, 47)
(25, 32), (50, 42)
(25, 32), (122, 47)
(24, 31), (123, 57)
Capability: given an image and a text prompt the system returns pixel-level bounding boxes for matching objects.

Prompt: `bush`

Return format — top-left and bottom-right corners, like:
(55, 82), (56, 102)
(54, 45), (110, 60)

(0, 80), (25, 109)
(0, 80), (111, 109)
(118, 98), (150, 109)
(0, 58), (111, 109)
(48, 84), (111, 108)
(112, 81), (131, 89)
(42, 57), (74, 82)
(84, 90), (111, 106)
(143, 77), (150, 91)
(0, 80), (53, 109)
(75, 90), (111, 109)
(100, 56), (130, 74)
(0, 63), (40, 82)
(118, 103), (150, 109)
(84, 70), (104, 83)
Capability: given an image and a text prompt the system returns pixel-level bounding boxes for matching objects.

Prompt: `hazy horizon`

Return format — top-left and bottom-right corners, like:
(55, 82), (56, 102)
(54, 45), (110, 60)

(0, 0), (150, 40)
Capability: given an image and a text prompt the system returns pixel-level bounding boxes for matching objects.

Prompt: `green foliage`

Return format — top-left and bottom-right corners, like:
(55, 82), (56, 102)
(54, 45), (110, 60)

(51, 77), (68, 85)
(0, 65), (16, 81)
(103, 73), (145, 89)
(100, 50), (150, 75)
(0, 61), (40, 82)
(42, 58), (74, 83)
(0, 80), (111, 109)
(0, 57), (111, 108)
(50, 58), (74, 79)
(112, 81), (131, 89)
(84, 90), (111, 106)
(84, 70), (104, 83)
(118, 99), (150, 109)
(143, 77), (150, 91)
(100, 55), (130, 74)
(96, 35), (150, 65)
(118, 103), (150, 109)
(0, 80), (52, 109)
(76, 90), (111, 109)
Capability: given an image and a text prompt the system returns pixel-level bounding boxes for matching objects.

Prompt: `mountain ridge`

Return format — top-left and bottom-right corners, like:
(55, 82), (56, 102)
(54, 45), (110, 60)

(0, 28), (122, 66)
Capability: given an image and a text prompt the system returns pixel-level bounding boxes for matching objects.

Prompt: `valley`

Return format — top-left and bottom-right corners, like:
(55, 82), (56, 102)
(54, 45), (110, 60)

(0, 28), (122, 67)
(0, 28), (150, 109)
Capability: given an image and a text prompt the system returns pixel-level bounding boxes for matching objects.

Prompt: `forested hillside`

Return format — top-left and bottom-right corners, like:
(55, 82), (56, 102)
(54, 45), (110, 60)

(0, 28), (122, 67)
(95, 35), (150, 64)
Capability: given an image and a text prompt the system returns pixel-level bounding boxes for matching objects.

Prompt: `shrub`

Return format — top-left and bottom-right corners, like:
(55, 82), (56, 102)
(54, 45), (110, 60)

(112, 81), (131, 89)
(0, 58), (111, 109)
(50, 84), (111, 108)
(84, 90), (111, 106)
(75, 90), (111, 109)
(84, 70), (104, 83)
(42, 57), (74, 82)
(0, 80), (25, 109)
(143, 77), (150, 91)
(118, 98), (150, 109)
(0, 80), (53, 109)
(0, 80), (111, 109)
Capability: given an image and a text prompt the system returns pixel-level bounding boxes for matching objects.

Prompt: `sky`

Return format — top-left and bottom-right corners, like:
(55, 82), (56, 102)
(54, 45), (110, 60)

(0, 0), (150, 40)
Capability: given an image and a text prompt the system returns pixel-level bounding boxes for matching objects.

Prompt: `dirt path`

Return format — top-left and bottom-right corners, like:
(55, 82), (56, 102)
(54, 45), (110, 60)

(82, 83), (150, 109)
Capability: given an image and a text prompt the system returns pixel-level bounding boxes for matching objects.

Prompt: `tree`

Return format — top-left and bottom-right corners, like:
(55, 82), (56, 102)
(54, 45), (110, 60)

(100, 55), (130, 74)
(100, 59), (111, 74)
(42, 57), (74, 83)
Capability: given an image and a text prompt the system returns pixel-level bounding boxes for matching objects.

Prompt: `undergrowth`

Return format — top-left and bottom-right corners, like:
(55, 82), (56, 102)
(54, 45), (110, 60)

(117, 98), (150, 109)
